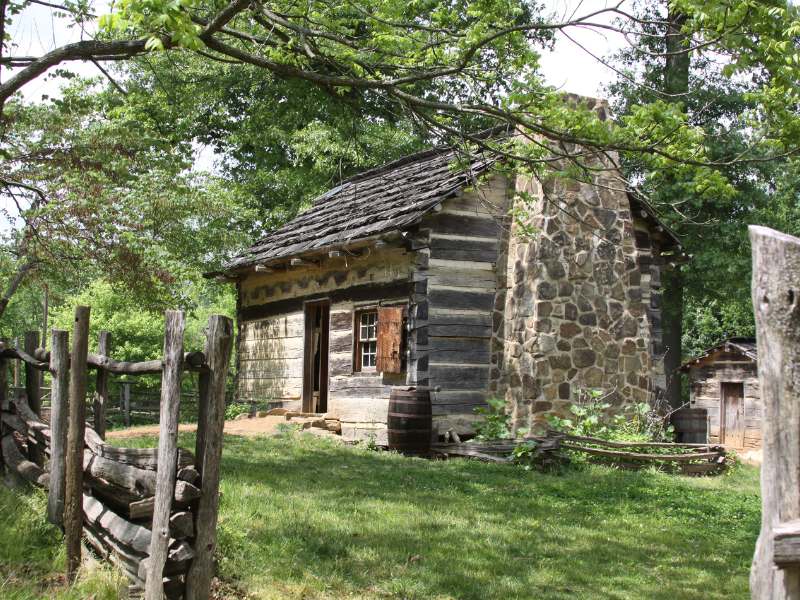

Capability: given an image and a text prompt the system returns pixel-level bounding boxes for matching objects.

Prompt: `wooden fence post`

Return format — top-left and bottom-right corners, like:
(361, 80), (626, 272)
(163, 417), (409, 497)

(47, 329), (69, 527)
(24, 330), (41, 414)
(121, 382), (131, 427)
(186, 315), (234, 600)
(749, 226), (800, 599)
(64, 306), (90, 580)
(94, 331), (111, 439)
(145, 310), (185, 600)
(0, 339), (8, 474)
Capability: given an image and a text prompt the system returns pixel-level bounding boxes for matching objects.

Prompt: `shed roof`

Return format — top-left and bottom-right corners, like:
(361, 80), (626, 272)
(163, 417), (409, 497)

(679, 337), (757, 371)
(222, 147), (496, 273)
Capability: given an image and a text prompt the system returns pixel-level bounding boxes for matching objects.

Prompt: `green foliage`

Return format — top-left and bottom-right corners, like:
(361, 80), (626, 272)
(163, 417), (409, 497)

(224, 402), (251, 421)
(547, 389), (674, 443)
(473, 397), (512, 440)
(49, 279), (235, 362)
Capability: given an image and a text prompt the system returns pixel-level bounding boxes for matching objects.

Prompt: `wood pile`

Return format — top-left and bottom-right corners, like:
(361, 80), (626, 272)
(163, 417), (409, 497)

(1, 395), (200, 597)
(431, 430), (727, 475)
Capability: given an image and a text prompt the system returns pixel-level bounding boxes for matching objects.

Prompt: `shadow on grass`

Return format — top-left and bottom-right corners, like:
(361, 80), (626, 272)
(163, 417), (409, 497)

(204, 433), (759, 600)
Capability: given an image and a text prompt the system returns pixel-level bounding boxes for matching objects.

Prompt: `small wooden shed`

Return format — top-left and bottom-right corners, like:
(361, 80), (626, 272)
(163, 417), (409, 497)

(679, 338), (760, 450)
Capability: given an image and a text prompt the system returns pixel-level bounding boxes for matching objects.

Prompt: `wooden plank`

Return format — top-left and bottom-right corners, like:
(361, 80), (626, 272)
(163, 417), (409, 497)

(428, 213), (500, 238)
(749, 225), (800, 599)
(376, 307), (403, 373)
(65, 305), (90, 580)
(47, 329), (69, 527)
(145, 310), (185, 600)
(240, 280), (412, 322)
(429, 365), (490, 390)
(84, 427), (194, 470)
(429, 236), (498, 263)
(185, 315), (234, 600)
(428, 289), (495, 312)
(429, 337), (491, 363)
(94, 331), (111, 439)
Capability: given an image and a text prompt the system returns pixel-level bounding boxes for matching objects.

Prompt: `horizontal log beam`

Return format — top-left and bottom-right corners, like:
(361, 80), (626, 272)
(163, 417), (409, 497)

(85, 428), (194, 470)
(0, 346), (207, 374)
(1, 433), (49, 486)
(773, 520), (800, 567)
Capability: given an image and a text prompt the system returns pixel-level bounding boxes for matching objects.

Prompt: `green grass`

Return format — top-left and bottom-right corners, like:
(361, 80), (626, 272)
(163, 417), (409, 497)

(0, 484), (126, 599)
(1, 433), (761, 599)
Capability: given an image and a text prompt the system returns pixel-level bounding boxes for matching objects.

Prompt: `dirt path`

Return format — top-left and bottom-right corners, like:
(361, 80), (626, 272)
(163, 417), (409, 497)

(107, 415), (289, 440)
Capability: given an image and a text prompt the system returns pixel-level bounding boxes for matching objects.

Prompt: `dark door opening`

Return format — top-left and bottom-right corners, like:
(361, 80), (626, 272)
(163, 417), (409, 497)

(303, 300), (330, 413)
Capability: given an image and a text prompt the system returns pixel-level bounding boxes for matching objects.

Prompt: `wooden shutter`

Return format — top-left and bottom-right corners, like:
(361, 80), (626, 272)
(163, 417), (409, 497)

(376, 307), (403, 373)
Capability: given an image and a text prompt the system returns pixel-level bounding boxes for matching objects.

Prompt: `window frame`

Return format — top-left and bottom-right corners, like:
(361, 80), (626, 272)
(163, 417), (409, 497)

(354, 309), (379, 372)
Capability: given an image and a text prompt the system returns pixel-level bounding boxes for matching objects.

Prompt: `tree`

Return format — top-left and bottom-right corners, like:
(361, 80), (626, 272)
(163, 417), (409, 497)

(2, 0), (800, 318)
(605, 1), (800, 376)
(0, 77), (258, 320)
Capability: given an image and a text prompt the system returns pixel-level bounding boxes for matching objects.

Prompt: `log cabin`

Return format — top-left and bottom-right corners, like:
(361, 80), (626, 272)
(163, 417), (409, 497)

(679, 337), (761, 450)
(214, 132), (685, 443)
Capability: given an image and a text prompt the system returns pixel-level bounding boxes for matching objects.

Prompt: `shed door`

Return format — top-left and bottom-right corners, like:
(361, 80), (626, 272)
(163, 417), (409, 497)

(720, 382), (745, 448)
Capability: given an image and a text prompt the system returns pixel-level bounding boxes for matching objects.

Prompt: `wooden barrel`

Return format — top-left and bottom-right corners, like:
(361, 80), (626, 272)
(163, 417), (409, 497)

(388, 387), (432, 455)
(671, 407), (708, 444)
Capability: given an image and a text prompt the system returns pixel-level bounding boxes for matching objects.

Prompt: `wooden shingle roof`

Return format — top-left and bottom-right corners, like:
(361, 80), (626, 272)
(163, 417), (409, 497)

(223, 148), (496, 272)
(679, 337), (758, 371)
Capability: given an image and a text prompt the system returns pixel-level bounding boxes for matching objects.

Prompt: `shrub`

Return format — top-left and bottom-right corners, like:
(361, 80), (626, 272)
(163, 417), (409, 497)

(547, 389), (674, 442)
(473, 397), (512, 440)
(224, 402), (251, 421)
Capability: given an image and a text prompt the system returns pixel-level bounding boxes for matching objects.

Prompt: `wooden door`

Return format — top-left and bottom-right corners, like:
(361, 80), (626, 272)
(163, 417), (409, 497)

(720, 382), (745, 448)
(302, 300), (330, 414)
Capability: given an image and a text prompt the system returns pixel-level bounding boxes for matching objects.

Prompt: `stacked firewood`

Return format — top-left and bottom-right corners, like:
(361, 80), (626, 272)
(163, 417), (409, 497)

(1, 394), (200, 598)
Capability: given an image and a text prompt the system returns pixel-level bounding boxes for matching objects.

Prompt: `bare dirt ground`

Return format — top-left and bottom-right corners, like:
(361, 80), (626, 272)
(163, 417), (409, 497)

(106, 415), (289, 440)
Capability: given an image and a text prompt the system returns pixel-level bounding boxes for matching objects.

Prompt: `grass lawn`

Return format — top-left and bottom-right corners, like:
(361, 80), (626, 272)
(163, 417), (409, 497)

(1, 432), (761, 599)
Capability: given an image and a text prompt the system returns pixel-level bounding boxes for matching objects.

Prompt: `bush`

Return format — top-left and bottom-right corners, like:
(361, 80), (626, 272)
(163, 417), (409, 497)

(546, 389), (674, 442)
(224, 402), (251, 421)
(473, 398), (512, 440)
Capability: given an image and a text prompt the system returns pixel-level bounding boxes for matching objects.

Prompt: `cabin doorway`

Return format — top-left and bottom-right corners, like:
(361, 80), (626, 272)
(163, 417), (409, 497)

(720, 382), (745, 448)
(302, 300), (330, 414)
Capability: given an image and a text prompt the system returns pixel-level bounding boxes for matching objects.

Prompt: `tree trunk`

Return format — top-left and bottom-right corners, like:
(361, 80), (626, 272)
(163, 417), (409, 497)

(660, 6), (690, 408)
(749, 226), (800, 599)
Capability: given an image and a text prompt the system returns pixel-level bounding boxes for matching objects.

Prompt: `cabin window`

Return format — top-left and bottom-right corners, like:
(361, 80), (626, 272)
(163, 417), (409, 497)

(356, 310), (378, 370)
(354, 306), (406, 373)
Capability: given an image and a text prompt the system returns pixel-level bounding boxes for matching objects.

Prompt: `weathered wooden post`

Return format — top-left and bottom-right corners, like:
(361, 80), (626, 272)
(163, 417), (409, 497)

(47, 329), (69, 527)
(121, 382), (131, 427)
(186, 315), (234, 600)
(64, 306), (90, 579)
(0, 339), (8, 474)
(12, 337), (20, 394)
(94, 331), (111, 439)
(749, 226), (800, 599)
(24, 330), (41, 414)
(145, 310), (185, 600)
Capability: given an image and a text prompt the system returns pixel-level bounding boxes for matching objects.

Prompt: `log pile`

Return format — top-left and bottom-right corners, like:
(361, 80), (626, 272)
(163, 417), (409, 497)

(431, 430), (727, 475)
(1, 394), (200, 598)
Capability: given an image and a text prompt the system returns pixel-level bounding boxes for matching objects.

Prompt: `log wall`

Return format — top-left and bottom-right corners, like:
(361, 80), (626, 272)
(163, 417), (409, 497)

(236, 246), (414, 441)
(415, 175), (511, 433)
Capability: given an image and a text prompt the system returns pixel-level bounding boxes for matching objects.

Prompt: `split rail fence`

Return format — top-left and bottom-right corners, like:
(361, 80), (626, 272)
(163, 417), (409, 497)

(0, 307), (233, 600)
